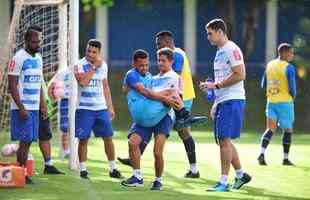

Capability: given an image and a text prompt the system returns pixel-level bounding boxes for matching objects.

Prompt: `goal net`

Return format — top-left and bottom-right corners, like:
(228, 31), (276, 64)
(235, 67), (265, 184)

(0, 0), (78, 169)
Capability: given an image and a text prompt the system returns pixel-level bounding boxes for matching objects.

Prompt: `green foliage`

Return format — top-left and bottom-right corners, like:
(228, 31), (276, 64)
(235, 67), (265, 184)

(81, 0), (114, 12)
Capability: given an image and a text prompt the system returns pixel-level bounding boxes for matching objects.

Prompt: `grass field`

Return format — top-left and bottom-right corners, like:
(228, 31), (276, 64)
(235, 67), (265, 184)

(0, 130), (310, 200)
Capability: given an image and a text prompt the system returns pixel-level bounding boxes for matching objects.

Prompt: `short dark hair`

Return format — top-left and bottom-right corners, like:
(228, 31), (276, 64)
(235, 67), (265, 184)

(157, 47), (174, 61)
(278, 43), (293, 55)
(87, 39), (101, 50)
(155, 30), (174, 43)
(133, 49), (149, 61)
(24, 25), (42, 41)
(206, 18), (227, 34)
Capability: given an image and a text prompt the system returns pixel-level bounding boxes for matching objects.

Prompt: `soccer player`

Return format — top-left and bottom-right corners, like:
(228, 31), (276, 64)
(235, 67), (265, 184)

(155, 31), (200, 178)
(74, 39), (122, 180)
(257, 43), (296, 166)
(48, 68), (71, 157)
(8, 25), (46, 184)
(200, 19), (251, 191)
(121, 48), (178, 190)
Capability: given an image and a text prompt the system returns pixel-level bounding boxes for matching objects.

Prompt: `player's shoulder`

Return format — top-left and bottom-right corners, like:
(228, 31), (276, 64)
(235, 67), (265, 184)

(13, 48), (27, 59)
(223, 41), (241, 52)
(174, 47), (187, 58)
(166, 69), (180, 78)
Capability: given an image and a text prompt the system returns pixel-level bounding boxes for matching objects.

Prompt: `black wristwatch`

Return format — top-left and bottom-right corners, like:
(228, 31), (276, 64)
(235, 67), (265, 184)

(215, 83), (220, 89)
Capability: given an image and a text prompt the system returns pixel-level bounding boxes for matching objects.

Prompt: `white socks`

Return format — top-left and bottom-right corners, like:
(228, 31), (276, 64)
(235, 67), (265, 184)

(235, 169), (244, 179)
(79, 162), (87, 172)
(155, 176), (162, 183)
(109, 160), (116, 172)
(190, 163), (198, 174)
(220, 174), (228, 185)
(133, 169), (142, 180)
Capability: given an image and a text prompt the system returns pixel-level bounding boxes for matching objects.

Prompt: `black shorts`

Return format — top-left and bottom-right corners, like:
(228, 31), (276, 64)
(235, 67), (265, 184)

(38, 112), (53, 141)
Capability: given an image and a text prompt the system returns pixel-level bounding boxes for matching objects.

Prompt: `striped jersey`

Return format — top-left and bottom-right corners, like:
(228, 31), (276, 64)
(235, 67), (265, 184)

(74, 57), (108, 111)
(8, 48), (43, 111)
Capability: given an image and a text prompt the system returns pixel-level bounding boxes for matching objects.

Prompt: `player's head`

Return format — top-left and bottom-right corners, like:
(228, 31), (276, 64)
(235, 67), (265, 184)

(24, 25), (42, 53)
(155, 30), (175, 50)
(205, 18), (227, 46)
(132, 49), (149, 75)
(86, 39), (101, 63)
(157, 47), (173, 74)
(278, 43), (294, 62)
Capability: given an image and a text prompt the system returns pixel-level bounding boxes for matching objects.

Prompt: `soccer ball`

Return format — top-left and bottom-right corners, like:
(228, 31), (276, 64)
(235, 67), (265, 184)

(52, 81), (65, 99)
(1, 144), (19, 157)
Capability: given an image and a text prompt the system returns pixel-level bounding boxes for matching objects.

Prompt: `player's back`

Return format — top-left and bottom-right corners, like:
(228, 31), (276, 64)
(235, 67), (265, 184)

(266, 59), (293, 103)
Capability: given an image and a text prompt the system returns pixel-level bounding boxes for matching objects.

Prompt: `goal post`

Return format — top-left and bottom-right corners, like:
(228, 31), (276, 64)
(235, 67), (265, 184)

(0, 0), (79, 170)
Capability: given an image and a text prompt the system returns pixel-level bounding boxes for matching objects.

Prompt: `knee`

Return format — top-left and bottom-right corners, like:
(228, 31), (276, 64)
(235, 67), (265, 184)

(153, 149), (163, 160)
(129, 138), (140, 149)
(219, 139), (230, 148)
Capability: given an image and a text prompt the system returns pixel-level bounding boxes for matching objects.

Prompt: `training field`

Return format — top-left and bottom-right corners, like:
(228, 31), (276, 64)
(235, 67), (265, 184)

(0, 130), (309, 200)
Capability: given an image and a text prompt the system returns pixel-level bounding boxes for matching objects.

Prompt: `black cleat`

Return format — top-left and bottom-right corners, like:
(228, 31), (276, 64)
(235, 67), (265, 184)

(25, 176), (34, 184)
(44, 165), (65, 175)
(282, 159), (295, 166)
(174, 116), (208, 131)
(232, 173), (252, 189)
(80, 170), (89, 179)
(109, 169), (123, 179)
(184, 170), (200, 178)
(258, 154), (267, 165)
(117, 157), (132, 167)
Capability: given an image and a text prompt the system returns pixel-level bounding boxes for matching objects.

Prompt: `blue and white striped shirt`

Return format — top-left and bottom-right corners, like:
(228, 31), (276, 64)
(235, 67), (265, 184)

(75, 57), (108, 111)
(8, 49), (43, 111)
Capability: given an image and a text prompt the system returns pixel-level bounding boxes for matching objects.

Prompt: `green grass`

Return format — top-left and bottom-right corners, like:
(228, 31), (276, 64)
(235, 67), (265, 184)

(0, 130), (310, 200)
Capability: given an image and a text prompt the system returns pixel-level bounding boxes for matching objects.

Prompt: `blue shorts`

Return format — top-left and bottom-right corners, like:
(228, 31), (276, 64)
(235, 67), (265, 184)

(266, 102), (294, 129)
(11, 110), (39, 142)
(128, 114), (173, 143)
(128, 98), (170, 127)
(214, 100), (245, 140)
(75, 109), (114, 140)
(183, 100), (193, 112)
(59, 98), (69, 133)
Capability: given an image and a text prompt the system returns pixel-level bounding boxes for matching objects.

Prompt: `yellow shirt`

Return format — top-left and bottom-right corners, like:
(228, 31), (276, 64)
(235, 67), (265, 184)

(174, 48), (195, 101)
(266, 59), (293, 103)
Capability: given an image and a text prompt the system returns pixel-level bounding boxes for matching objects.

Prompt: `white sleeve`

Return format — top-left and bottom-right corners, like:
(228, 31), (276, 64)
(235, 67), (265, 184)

(102, 62), (108, 79)
(226, 46), (244, 67)
(7, 54), (22, 76)
(73, 61), (84, 74)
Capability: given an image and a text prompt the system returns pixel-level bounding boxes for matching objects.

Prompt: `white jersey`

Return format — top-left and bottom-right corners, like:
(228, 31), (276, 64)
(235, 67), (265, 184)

(54, 67), (71, 98)
(75, 57), (108, 111)
(214, 40), (245, 104)
(8, 49), (43, 110)
(152, 70), (183, 94)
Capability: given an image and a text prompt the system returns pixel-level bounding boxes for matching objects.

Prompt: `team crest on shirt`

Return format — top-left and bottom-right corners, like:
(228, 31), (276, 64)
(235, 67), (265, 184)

(233, 50), (241, 60)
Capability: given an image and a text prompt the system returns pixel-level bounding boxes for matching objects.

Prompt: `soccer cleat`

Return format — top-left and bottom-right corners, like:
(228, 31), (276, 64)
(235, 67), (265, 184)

(257, 154), (267, 165)
(25, 176), (34, 184)
(184, 170), (200, 178)
(117, 157), (132, 167)
(109, 169), (123, 179)
(282, 159), (295, 166)
(121, 175), (144, 187)
(232, 173), (252, 189)
(206, 182), (230, 192)
(150, 180), (163, 191)
(44, 165), (65, 175)
(80, 170), (89, 179)
(174, 116), (208, 131)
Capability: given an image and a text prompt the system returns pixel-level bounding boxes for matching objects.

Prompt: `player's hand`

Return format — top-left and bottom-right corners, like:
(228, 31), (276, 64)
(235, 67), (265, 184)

(210, 103), (217, 120)
(93, 58), (102, 69)
(199, 81), (216, 90)
(19, 107), (29, 120)
(108, 108), (115, 120)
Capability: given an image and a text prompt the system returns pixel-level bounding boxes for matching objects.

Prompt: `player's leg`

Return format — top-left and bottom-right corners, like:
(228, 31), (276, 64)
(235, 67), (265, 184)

(278, 102), (295, 165)
(121, 124), (150, 187)
(258, 102), (278, 165)
(59, 98), (70, 157)
(93, 109), (122, 178)
(150, 114), (172, 191)
(75, 109), (94, 179)
(38, 111), (64, 174)
(178, 100), (199, 178)
(11, 110), (39, 184)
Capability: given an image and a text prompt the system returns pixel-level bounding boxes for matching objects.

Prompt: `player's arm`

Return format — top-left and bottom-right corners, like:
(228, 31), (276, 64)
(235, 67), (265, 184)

(103, 78), (115, 120)
(216, 63), (245, 88)
(74, 66), (96, 87)
(286, 64), (297, 98)
(40, 85), (48, 119)
(172, 52), (184, 75)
